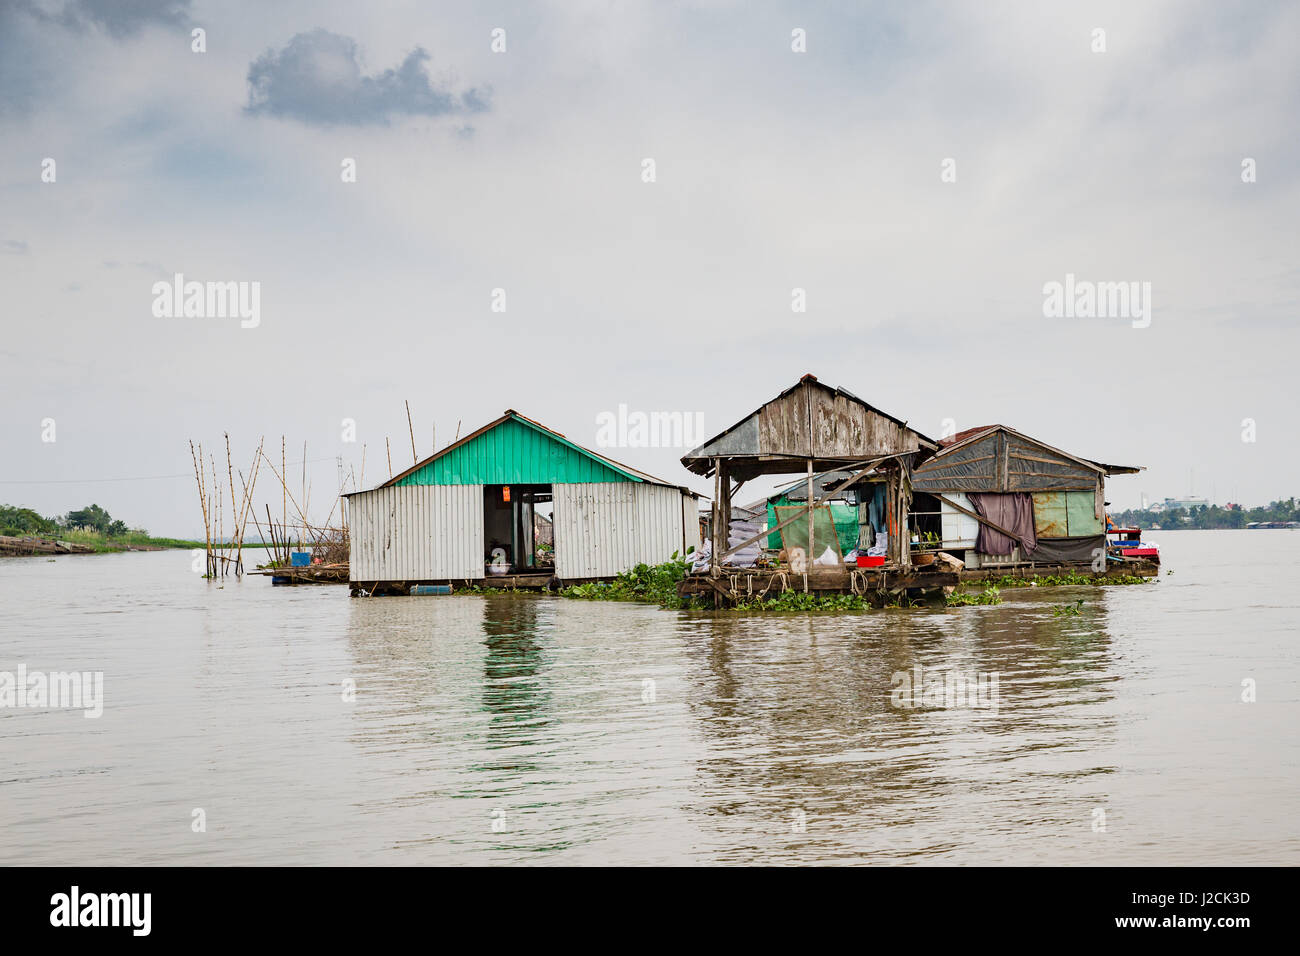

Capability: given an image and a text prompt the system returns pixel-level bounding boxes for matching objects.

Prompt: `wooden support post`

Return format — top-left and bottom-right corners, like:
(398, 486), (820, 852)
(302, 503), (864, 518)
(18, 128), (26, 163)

(716, 459), (732, 574)
(721, 463), (732, 562)
(711, 460), (722, 578)
(884, 470), (897, 565)
(804, 459), (813, 592)
(898, 467), (912, 568)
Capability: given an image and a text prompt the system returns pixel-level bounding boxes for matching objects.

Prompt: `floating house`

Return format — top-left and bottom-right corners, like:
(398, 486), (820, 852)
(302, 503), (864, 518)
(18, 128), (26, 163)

(680, 375), (939, 598)
(910, 424), (1141, 569)
(344, 410), (699, 595)
(677, 377), (1152, 605)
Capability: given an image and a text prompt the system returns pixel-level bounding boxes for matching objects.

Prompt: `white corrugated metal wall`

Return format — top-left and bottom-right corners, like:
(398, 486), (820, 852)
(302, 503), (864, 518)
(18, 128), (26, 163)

(939, 492), (980, 550)
(681, 492), (701, 556)
(552, 483), (692, 578)
(345, 484), (484, 581)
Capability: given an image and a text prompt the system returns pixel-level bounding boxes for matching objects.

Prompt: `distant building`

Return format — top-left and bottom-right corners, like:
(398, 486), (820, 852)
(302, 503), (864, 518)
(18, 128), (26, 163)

(534, 512), (553, 547)
(1151, 496), (1209, 512)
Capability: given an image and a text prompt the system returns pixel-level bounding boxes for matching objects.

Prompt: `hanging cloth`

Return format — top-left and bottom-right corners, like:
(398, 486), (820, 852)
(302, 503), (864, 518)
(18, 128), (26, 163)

(968, 492), (1037, 556)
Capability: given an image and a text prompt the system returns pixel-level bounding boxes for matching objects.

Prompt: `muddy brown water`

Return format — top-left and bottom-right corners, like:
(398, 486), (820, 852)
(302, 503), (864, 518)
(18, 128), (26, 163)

(1, 530), (1296, 864)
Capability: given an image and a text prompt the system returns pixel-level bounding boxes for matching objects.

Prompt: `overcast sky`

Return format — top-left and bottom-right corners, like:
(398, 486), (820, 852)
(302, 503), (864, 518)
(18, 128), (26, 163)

(2, 0), (1297, 536)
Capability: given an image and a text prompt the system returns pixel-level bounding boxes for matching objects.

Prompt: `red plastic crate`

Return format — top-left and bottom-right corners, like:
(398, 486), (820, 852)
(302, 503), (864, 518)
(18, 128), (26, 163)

(857, 555), (886, 568)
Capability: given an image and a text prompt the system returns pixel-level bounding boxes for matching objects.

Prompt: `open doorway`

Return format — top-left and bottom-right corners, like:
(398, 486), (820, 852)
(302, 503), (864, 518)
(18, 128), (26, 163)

(483, 484), (552, 575)
(532, 496), (554, 570)
(909, 491), (944, 553)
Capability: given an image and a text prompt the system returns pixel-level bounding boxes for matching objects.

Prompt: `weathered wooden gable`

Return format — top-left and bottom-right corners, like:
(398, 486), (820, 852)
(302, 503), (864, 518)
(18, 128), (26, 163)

(734, 381), (919, 460)
(756, 387), (810, 457)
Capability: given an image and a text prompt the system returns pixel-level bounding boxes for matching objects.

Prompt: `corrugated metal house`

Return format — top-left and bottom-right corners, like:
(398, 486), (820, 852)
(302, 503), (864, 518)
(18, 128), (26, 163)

(344, 410), (699, 592)
(910, 424), (1140, 568)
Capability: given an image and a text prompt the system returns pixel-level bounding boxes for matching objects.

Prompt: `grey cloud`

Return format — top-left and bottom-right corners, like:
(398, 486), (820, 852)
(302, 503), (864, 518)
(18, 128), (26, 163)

(101, 259), (167, 276)
(57, 0), (191, 38)
(0, 0), (189, 113)
(245, 30), (490, 126)
(2, 240), (30, 255)
(0, 3), (46, 114)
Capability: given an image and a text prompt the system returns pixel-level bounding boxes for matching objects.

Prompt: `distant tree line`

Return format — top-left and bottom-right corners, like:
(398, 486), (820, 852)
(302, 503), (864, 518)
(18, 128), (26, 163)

(1113, 498), (1299, 530)
(1, 503), (137, 538)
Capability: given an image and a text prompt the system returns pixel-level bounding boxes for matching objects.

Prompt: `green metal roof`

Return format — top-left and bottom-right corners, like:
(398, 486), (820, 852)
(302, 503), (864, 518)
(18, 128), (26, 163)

(390, 413), (640, 486)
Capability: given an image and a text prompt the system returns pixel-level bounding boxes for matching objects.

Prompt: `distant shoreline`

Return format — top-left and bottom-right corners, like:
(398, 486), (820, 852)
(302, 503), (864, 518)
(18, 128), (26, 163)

(0, 534), (273, 557)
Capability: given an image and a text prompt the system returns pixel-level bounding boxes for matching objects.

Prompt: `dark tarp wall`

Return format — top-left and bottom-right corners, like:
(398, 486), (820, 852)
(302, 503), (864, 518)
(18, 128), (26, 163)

(913, 432), (999, 490)
(1023, 535), (1106, 566)
(913, 428), (1103, 494)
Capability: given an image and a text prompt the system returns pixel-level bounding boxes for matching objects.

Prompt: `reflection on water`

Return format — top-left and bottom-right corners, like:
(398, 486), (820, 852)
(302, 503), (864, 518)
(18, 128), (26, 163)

(2, 531), (1298, 864)
(479, 597), (553, 760)
(674, 598), (1122, 863)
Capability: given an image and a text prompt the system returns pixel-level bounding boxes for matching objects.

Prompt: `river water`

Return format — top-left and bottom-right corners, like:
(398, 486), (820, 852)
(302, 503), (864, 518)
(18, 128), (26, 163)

(1, 530), (1296, 865)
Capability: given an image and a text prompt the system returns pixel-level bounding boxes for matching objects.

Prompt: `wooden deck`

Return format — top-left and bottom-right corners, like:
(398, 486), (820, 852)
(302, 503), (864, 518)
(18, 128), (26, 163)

(680, 557), (1159, 606)
(349, 572), (560, 596)
(955, 559), (1160, 583)
(251, 563), (350, 585)
(679, 565), (960, 605)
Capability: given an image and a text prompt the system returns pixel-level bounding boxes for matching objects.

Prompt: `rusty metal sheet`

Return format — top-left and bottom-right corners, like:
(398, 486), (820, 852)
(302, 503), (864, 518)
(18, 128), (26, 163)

(1032, 491), (1069, 537)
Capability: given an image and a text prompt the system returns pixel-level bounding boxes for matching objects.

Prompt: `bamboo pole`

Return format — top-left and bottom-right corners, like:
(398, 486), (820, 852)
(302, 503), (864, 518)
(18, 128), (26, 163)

(225, 434), (238, 578)
(245, 477), (270, 556)
(256, 450), (316, 539)
(188, 440), (211, 578)
(265, 504), (280, 566)
(281, 437), (287, 559)
(231, 439), (264, 577)
(210, 455), (221, 576)
(199, 443), (213, 577)
(406, 400), (417, 464)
